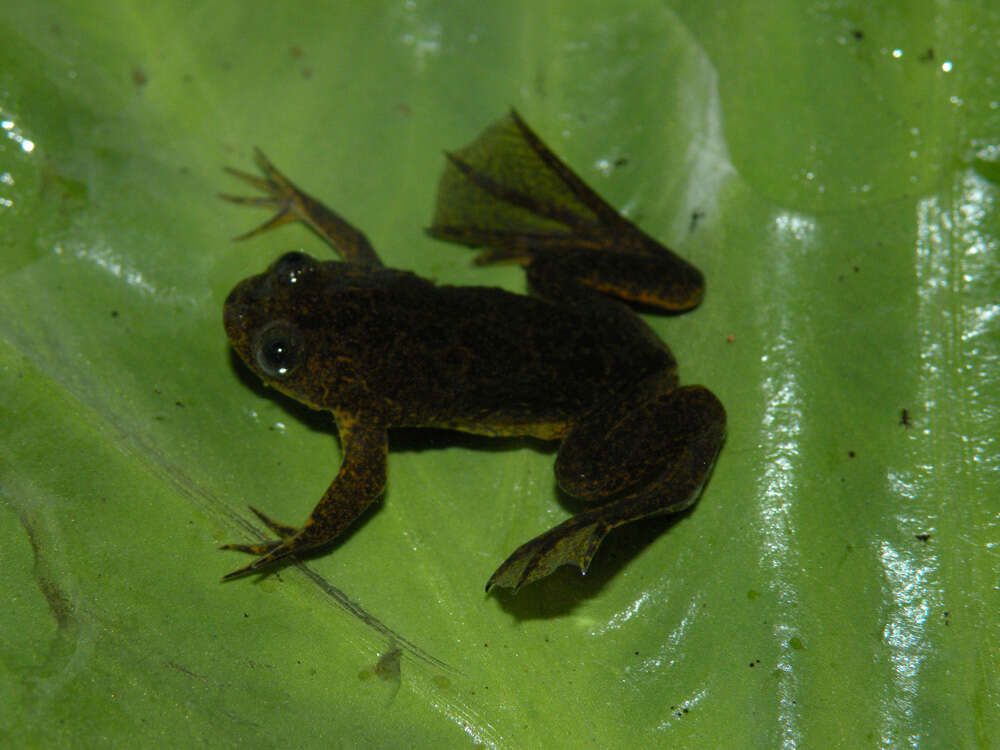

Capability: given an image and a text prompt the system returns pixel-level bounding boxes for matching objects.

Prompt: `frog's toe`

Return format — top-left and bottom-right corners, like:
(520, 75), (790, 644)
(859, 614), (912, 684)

(247, 505), (299, 539)
(220, 540), (297, 581)
(221, 558), (262, 581)
(217, 177), (277, 204)
(223, 200), (300, 242)
(219, 539), (283, 556)
(486, 516), (609, 593)
(219, 541), (282, 581)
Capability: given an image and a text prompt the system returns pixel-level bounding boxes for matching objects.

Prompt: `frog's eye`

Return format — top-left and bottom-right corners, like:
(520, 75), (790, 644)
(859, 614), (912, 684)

(253, 320), (304, 379)
(271, 251), (318, 286)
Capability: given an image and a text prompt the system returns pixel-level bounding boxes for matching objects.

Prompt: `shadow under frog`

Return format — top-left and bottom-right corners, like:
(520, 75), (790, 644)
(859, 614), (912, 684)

(218, 111), (726, 593)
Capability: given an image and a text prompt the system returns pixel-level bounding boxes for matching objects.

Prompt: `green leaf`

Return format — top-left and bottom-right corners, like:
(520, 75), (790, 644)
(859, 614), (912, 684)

(1, 1), (997, 746)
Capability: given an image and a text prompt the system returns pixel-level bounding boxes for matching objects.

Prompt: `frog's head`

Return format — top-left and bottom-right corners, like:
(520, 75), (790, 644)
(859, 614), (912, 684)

(224, 250), (320, 401)
(224, 250), (367, 409)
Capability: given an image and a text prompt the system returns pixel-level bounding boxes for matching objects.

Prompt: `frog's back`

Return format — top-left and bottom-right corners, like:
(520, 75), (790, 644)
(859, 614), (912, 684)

(335, 273), (676, 435)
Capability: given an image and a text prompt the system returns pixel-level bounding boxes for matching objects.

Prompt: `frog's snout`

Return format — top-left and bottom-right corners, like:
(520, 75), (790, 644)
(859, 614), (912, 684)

(223, 280), (254, 346)
(223, 298), (244, 334)
(224, 281), (246, 311)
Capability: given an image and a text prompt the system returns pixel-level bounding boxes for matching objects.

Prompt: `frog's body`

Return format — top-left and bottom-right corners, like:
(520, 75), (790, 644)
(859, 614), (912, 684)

(220, 111), (725, 591)
(226, 260), (675, 439)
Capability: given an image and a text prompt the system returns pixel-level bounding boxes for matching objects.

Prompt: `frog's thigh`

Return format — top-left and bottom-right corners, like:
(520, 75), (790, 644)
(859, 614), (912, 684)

(555, 383), (726, 506)
(526, 248), (703, 311)
(488, 383), (725, 590)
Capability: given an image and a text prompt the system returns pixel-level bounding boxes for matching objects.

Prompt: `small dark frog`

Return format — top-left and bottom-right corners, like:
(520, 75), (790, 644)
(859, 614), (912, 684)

(219, 111), (725, 592)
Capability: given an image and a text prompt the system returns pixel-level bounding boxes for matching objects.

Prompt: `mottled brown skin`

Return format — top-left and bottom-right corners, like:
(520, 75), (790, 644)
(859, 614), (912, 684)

(219, 111), (726, 592)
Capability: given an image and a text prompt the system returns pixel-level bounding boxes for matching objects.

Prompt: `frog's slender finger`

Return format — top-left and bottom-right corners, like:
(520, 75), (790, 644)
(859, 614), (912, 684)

(251, 148), (296, 191)
(221, 165), (279, 195)
(220, 561), (259, 581)
(235, 543), (298, 578)
(247, 506), (298, 538)
(218, 539), (282, 556)
(220, 540), (296, 581)
(220, 556), (277, 582)
(217, 193), (282, 207)
(230, 209), (300, 242)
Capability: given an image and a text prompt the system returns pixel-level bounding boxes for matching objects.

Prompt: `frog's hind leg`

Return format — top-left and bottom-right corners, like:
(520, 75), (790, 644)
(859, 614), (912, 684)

(427, 110), (617, 257)
(220, 148), (383, 267)
(427, 110), (703, 311)
(487, 382), (726, 592)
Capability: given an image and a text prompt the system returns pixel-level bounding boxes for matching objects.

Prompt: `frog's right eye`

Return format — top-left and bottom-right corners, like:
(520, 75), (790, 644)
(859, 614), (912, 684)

(253, 320), (304, 379)
(270, 251), (318, 285)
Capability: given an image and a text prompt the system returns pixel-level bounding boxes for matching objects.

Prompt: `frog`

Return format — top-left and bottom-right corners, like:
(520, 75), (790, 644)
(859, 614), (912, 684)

(219, 110), (726, 592)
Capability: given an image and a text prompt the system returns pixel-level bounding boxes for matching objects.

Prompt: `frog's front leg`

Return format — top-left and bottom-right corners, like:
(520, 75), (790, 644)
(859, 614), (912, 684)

(221, 415), (388, 580)
(220, 148), (383, 267)
(487, 381), (726, 592)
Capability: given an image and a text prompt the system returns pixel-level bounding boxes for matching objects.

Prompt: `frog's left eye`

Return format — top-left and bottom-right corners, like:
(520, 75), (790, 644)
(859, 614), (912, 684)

(253, 320), (304, 379)
(271, 251), (318, 286)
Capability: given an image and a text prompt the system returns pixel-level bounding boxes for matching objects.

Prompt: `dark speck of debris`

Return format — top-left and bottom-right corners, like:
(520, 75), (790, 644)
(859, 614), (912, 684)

(848, 450), (856, 458)
(110, 310), (119, 318)
(915, 533), (931, 542)
(918, 48), (935, 62)
(900, 409), (911, 428)
(852, 29), (864, 40)
(689, 210), (705, 232)
(613, 156), (629, 168)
